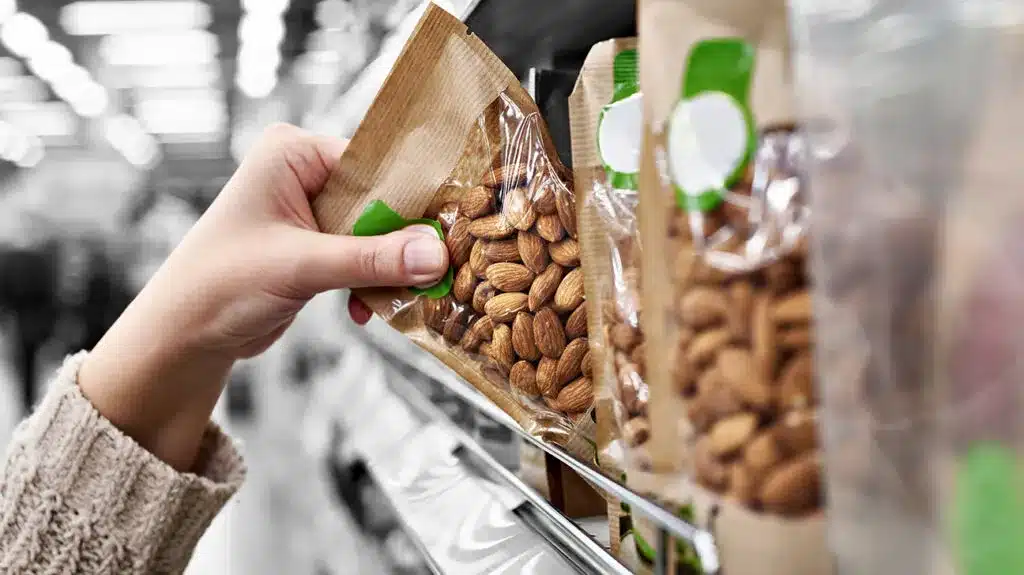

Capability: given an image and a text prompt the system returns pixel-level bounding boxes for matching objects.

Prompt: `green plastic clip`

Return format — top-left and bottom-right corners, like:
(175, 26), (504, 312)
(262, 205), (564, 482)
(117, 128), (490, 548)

(351, 200), (453, 299)
(673, 38), (757, 213)
(956, 443), (1024, 575)
(598, 48), (641, 191)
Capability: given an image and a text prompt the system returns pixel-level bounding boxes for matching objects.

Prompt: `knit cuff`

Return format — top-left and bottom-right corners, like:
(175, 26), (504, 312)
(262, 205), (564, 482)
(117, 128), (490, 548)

(0, 351), (246, 574)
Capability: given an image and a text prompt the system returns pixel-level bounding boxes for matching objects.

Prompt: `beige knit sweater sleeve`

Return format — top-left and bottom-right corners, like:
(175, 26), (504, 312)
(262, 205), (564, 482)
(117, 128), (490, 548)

(0, 352), (247, 574)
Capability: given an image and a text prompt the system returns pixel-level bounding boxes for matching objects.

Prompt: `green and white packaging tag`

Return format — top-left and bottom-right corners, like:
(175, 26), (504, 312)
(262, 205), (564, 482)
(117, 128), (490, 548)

(597, 48), (642, 191)
(667, 38), (756, 212)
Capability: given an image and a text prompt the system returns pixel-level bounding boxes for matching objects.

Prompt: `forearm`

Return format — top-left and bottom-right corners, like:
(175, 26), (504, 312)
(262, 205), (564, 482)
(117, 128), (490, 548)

(78, 275), (234, 472)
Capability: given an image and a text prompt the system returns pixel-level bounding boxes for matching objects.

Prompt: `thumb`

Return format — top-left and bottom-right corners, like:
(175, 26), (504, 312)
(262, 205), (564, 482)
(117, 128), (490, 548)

(293, 224), (449, 293)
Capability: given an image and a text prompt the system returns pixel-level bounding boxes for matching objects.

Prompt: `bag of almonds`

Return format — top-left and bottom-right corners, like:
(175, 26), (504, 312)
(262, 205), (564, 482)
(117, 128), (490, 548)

(313, 4), (595, 451)
(570, 38), (645, 468)
(630, 0), (832, 572)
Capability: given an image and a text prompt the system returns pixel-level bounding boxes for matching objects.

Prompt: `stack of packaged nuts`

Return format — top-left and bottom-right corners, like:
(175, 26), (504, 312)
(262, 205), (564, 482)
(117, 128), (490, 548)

(312, 6), (595, 448)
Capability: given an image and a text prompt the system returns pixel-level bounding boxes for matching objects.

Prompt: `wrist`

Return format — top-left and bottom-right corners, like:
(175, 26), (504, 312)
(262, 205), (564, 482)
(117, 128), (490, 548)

(79, 286), (235, 471)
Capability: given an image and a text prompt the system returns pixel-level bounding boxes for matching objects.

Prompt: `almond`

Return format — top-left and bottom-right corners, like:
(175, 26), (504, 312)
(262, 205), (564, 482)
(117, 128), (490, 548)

(771, 290), (811, 324)
(555, 190), (578, 239)
(759, 452), (820, 515)
(458, 185), (495, 218)
(502, 187), (537, 231)
(530, 180), (558, 214)
(623, 417), (650, 447)
(744, 432), (783, 482)
(490, 323), (514, 373)
(694, 435), (729, 490)
(556, 338), (588, 385)
(445, 217), (473, 267)
(609, 322), (639, 352)
(766, 258), (799, 294)
(452, 264), (477, 303)
(581, 350), (592, 377)
(779, 327), (812, 349)
(510, 361), (539, 397)
(421, 296), (451, 332)
(774, 409), (818, 456)
(484, 292), (528, 323)
(459, 318), (484, 352)
(687, 327), (731, 366)
(518, 231), (548, 274)
(727, 281), (754, 340)
(511, 312), (541, 361)
(679, 286), (728, 329)
(564, 302), (587, 340)
(482, 163), (529, 189)
(472, 281), (496, 314)
(778, 352), (815, 410)
(536, 357), (560, 397)
(552, 268), (584, 313)
(708, 412), (758, 457)
(728, 463), (757, 506)
(534, 213), (565, 243)
(528, 263), (562, 311)
(752, 294), (776, 381)
(481, 238), (521, 263)
(717, 347), (771, 411)
(548, 238), (580, 267)
(485, 262), (535, 292)
(468, 214), (515, 240)
(555, 377), (592, 413)
(468, 315), (494, 342)
(442, 308), (470, 344)
(469, 239), (489, 278)
(533, 307), (566, 358)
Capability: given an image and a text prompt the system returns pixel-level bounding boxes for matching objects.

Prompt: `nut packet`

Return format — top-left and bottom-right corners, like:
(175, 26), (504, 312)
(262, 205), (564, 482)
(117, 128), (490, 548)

(632, 0), (830, 572)
(313, 4), (595, 454)
(567, 36), (649, 562)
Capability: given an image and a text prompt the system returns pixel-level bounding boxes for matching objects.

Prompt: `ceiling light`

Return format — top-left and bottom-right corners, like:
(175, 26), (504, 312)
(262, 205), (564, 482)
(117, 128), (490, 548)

(0, 75), (47, 102)
(70, 82), (109, 118)
(0, 0), (15, 25)
(237, 45), (282, 72)
(16, 143), (43, 168)
(0, 56), (21, 76)
(99, 30), (219, 66)
(241, 0), (289, 16)
(1, 13), (49, 58)
(137, 98), (226, 134)
(27, 41), (74, 82)
(116, 63), (221, 89)
(238, 13), (286, 46)
(61, 1), (211, 35)
(235, 67), (277, 99)
(0, 101), (77, 137)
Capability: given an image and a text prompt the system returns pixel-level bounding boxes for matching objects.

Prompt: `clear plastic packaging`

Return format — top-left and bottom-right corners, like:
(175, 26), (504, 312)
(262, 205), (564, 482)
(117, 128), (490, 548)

(789, 2), (1024, 573)
(313, 5), (594, 453)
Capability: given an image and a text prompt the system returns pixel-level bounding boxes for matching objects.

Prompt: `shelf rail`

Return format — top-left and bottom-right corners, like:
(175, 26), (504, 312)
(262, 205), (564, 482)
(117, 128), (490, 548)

(357, 325), (722, 575)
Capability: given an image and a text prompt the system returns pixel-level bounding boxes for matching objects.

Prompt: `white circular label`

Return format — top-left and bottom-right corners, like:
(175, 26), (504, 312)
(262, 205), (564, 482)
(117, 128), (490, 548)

(598, 92), (644, 174)
(666, 91), (748, 197)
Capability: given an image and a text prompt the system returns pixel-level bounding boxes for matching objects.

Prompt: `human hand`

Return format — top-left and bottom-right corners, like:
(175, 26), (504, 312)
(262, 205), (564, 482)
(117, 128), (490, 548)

(79, 123), (449, 469)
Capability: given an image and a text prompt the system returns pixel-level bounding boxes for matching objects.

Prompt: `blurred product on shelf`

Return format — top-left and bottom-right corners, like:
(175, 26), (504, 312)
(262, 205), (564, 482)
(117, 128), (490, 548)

(632, 0), (828, 572)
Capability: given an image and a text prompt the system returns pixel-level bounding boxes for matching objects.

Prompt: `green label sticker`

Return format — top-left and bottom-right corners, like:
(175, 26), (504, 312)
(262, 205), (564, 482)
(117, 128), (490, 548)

(956, 443), (1024, 575)
(598, 48), (642, 191)
(352, 200), (454, 299)
(668, 38), (756, 212)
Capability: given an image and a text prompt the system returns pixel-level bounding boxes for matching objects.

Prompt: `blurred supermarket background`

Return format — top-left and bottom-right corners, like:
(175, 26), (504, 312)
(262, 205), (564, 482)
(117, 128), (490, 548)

(0, 1), (635, 574)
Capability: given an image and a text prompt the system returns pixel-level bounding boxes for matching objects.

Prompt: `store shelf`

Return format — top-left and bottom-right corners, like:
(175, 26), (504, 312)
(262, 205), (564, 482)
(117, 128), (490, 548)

(355, 319), (722, 575)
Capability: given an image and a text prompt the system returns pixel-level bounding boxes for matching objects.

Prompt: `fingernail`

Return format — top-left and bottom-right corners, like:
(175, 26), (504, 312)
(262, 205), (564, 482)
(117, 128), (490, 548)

(405, 224), (439, 238)
(404, 236), (447, 280)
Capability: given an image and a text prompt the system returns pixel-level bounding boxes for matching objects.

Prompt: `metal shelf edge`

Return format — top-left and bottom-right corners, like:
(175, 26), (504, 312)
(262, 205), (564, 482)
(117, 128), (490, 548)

(355, 320), (722, 573)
